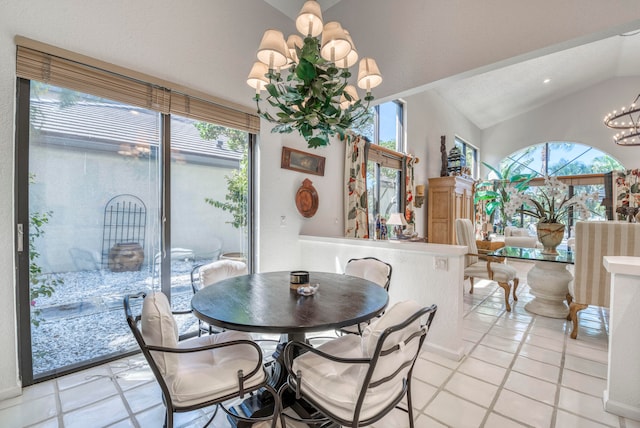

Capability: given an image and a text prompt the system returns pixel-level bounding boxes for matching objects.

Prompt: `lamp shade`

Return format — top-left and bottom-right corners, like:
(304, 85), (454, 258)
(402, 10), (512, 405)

(339, 85), (359, 110)
(387, 212), (408, 227)
(339, 30), (358, 68)
(247, 62), (269, 91)
(320, 22), (351, 62)
(257, 29), (288, 68)
(286, 34), (304, 64)
(296, 0), (323, 37)
(357, 57), (383, 91)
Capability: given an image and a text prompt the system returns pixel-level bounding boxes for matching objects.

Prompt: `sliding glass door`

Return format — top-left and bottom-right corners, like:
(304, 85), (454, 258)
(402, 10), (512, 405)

(16, 79), (252, 384)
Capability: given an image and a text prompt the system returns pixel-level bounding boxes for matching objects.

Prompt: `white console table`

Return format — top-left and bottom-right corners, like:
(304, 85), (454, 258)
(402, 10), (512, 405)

(298, 235), (468, 361)
(603, 256), (640, 421)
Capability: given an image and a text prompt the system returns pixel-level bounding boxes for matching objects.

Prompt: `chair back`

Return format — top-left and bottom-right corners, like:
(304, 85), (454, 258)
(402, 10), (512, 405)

(358, 301), (437, 416)
(455, 219), (478, 266)
(191, 260), (248, 293)
(344, 257), (393, 291)
(573, 221), (640, 307)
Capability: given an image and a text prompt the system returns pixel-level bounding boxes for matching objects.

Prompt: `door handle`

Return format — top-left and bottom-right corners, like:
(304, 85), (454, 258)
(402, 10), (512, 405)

(17, 223), (24, 252)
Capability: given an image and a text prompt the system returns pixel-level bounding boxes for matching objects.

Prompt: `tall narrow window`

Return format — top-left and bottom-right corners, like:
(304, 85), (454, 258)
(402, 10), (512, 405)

(454, 136), (478, 179)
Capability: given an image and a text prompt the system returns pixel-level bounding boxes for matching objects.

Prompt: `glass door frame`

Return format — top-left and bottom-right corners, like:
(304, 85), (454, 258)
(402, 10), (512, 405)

(14, 78), (256, 385)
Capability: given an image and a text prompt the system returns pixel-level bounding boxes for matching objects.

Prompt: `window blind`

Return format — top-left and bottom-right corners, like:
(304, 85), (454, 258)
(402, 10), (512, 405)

(15, 38), (260, 134)
(367, 143), (404, 169)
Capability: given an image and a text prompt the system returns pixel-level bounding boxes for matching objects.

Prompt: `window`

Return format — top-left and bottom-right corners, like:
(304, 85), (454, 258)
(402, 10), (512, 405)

(15, 42), (257, 384)
(497, 141), (624, 235)
(355, 101), (405, 237)
(455, 136), (478, 179)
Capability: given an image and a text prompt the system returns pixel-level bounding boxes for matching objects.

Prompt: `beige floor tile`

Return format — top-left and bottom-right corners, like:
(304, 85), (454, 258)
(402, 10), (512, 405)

(564, 354), (607, 379)
(503, 370), (557, 405)
(512, 355), (560, 383)
(554, 409), (614, 428)
(414, 413), (448, 427)
(518, 342), (562, 366)
(470, 344), (515, 368)
(561, 369), (607, 398)
(524, 332), (565, 352)
(413, 358), (453, 387)
(558, 387), (620, 426)
(59, 377), (119, 412)
(487, 325), (525, 341)
(409, 378), (439, 410)
(444, 372), (498, 407)
(62, 395), (129, 428)
(480, 334), (521, 353)
(484, 412), (528, 427)
(458, 357), (507, 385)
(493, 389), (554, 427)
(0, 394), (58, 427)
(424, 391), (487, 428)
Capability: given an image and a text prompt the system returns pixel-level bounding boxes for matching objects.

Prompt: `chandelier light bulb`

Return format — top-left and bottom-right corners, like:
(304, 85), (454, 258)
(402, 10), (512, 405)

(320, 22), (351, 63)
(246, 62), (269, 92)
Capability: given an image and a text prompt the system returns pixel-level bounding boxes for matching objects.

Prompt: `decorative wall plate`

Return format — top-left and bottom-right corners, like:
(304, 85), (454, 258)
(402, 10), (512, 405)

(295, 178), (319, 218)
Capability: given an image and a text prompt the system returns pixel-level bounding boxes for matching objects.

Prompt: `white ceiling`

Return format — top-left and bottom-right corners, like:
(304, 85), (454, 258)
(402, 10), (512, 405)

(434, 29), (640, 130)
(263, 1), (640, 131)
(264, 0), (342, 21)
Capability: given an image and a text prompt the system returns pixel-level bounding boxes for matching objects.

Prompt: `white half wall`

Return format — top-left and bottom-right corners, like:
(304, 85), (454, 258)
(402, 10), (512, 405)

(299, 235), (468, 360)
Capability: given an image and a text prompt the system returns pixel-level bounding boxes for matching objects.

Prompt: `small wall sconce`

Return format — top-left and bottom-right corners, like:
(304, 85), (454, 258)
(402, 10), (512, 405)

(415, 184), (425, 208)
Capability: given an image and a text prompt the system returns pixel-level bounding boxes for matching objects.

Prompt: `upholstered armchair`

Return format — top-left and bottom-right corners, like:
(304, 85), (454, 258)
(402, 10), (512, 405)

(278, 300), (437, 428)
(190, 260), (248, 335)
(568, 221), (640, 339)
(504, 226), (538, 248)
(123, 291), (280, 428)
(340, 257), (393, 335)
(456, 219), (519, 311)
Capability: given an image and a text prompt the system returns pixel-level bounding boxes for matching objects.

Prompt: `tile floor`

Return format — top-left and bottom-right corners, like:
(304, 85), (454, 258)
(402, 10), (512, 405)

(1, 261), (639, 428)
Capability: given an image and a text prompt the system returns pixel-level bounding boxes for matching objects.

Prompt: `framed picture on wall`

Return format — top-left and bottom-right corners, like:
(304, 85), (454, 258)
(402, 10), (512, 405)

(281, 146), (326, 176)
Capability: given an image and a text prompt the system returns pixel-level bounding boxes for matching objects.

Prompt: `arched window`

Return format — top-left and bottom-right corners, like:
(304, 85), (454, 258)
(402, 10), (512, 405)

(484, 142), (624, 235)
(498, 142), (623, 178)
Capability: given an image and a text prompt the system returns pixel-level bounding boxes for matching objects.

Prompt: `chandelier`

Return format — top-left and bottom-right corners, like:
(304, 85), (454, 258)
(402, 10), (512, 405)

(246, 0), (382, 148)
(604, 93), (640, 146)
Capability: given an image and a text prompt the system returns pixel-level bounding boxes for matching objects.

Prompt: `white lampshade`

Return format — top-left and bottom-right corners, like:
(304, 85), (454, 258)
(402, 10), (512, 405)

(320, 22), (351, 62)
(339, 30), (358, 68)
(286, 34), (304, 64)
(246, 62), (269, 91)
(257, 29), (289, 69)
(387, 212), (408, 227)
(296, 0), (323, 37)
(339, 85), (359, 110)
(357, 57), (383, 91)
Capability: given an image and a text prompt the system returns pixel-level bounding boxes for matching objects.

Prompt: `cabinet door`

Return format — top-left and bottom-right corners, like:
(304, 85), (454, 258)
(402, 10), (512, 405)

(429, 188), (451, 244)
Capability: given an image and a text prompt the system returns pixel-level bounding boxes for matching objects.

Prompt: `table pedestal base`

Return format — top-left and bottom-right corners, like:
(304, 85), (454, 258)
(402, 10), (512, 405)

(525, 260), (572, 318)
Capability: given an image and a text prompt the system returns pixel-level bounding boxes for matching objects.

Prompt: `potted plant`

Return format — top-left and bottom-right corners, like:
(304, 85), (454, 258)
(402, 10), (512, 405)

(504, 175), (597, 254)
(474, 161), (533, 233)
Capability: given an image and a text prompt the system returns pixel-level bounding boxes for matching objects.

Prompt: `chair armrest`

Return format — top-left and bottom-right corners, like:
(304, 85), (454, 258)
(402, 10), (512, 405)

(282, 340), (370, 373)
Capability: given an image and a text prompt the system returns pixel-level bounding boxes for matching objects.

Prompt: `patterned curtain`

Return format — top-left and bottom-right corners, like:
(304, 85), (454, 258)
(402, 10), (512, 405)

(404, 156), (416, 232)
(344, 133), (369, 238)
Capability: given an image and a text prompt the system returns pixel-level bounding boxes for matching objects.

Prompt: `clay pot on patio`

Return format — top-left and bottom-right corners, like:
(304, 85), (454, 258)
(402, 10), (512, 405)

(108, 242), (144, 272)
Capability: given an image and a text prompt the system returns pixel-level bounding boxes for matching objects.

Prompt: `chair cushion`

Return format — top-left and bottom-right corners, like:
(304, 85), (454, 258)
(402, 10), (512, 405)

(465, 261), (516, 283)
(141, 292), (179, 376)
(344, 258), (391, 288)
(199, 260), (248, 288)
(292, 334), (404, 422)
(166, 330), (265, 407)
(361, 300), (423, 385)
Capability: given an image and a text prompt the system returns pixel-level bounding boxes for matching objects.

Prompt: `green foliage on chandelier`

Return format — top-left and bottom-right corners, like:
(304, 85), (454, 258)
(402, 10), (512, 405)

(256, 36), (372, 149)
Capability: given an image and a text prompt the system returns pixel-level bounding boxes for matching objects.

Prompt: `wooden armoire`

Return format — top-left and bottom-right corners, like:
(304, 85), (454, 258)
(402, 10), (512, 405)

(427, 176), (475, 244)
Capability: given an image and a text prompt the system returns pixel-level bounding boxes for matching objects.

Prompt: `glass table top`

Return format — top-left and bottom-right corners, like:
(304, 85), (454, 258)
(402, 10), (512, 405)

(490, 246), (574, 264)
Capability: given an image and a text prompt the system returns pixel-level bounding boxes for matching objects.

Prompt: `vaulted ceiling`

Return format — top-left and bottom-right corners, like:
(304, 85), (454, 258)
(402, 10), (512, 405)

(261, 1), (640, 130)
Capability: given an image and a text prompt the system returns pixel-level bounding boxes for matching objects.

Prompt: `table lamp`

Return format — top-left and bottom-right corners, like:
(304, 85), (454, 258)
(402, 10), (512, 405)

(387, 213), (408, 239)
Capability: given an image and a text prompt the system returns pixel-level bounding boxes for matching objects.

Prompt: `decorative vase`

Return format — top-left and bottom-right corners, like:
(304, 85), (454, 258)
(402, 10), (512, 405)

(536, 223), (565, 255)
